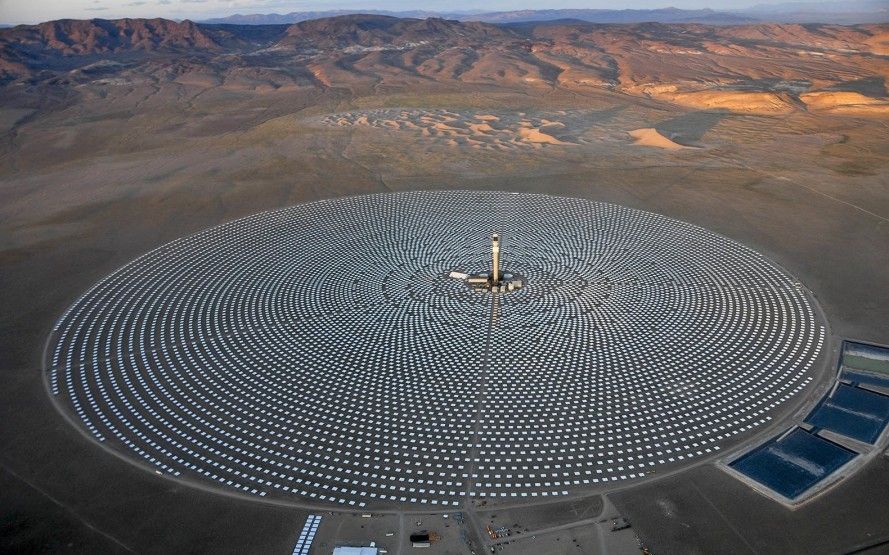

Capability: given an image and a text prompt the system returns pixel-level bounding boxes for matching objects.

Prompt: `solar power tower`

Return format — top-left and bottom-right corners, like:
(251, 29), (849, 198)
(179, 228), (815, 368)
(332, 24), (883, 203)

(491, 232), (501, 284)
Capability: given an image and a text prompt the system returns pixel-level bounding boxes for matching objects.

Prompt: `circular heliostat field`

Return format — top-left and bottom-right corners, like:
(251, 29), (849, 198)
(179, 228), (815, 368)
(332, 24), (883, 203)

(46, 191), (826, 508)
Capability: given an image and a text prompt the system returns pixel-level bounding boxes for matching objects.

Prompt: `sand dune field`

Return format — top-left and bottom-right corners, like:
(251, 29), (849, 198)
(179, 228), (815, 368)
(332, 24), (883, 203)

(320, 109), (587, 150)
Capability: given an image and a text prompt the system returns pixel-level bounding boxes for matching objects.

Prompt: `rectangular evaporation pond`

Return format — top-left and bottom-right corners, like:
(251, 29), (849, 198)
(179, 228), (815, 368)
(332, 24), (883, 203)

(841, 341), (889, 378)
(806, 383), (889, 444)
(841, 369), (889, 391)
(730, 428), (856, 500)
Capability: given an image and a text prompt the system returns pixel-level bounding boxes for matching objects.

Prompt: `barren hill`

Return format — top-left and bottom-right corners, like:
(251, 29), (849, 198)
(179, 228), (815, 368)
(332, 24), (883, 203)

(278, 15), (514, 49)
(1, 18), (220, 55)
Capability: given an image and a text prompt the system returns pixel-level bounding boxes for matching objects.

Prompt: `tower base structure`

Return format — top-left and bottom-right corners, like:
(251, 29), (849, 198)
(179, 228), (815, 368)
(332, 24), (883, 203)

(449, 232), (524, 294)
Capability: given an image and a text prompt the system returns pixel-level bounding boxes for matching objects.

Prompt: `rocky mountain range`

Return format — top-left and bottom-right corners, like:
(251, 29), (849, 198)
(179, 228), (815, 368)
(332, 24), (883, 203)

(200, 4), (889, 26)
(202, 8), (758, 26)
(0, 15), (887, 116)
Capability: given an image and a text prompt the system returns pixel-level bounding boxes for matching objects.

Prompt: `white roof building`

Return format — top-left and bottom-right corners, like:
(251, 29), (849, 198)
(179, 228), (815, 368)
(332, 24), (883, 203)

(332, 547), (379, 555)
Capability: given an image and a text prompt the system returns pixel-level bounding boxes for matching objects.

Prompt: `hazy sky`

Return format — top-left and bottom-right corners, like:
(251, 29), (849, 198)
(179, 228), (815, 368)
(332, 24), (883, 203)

(0, 0), (832, 25)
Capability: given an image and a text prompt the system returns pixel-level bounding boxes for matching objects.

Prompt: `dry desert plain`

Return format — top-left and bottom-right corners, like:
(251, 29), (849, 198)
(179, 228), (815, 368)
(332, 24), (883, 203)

(1, 15), (889, 553)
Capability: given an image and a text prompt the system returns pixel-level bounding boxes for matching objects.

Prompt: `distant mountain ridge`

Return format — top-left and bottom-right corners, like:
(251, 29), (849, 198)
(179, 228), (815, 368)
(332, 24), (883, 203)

(201, 10), (449, 26)
(740, 1), (889, 24)
(202, 8), (756, 26)
(463, 8), (756, 25)
(744, 0), (888, 14)
(201, 4), (888, 26)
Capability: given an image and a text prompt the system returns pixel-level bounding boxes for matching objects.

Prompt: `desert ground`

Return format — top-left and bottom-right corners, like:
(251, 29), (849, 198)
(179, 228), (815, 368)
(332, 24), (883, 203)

(1, 15), (889, 554)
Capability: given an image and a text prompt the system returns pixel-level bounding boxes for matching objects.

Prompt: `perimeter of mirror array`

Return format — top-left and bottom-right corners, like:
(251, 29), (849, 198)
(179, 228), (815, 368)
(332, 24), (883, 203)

(47, 191), (825, 508)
